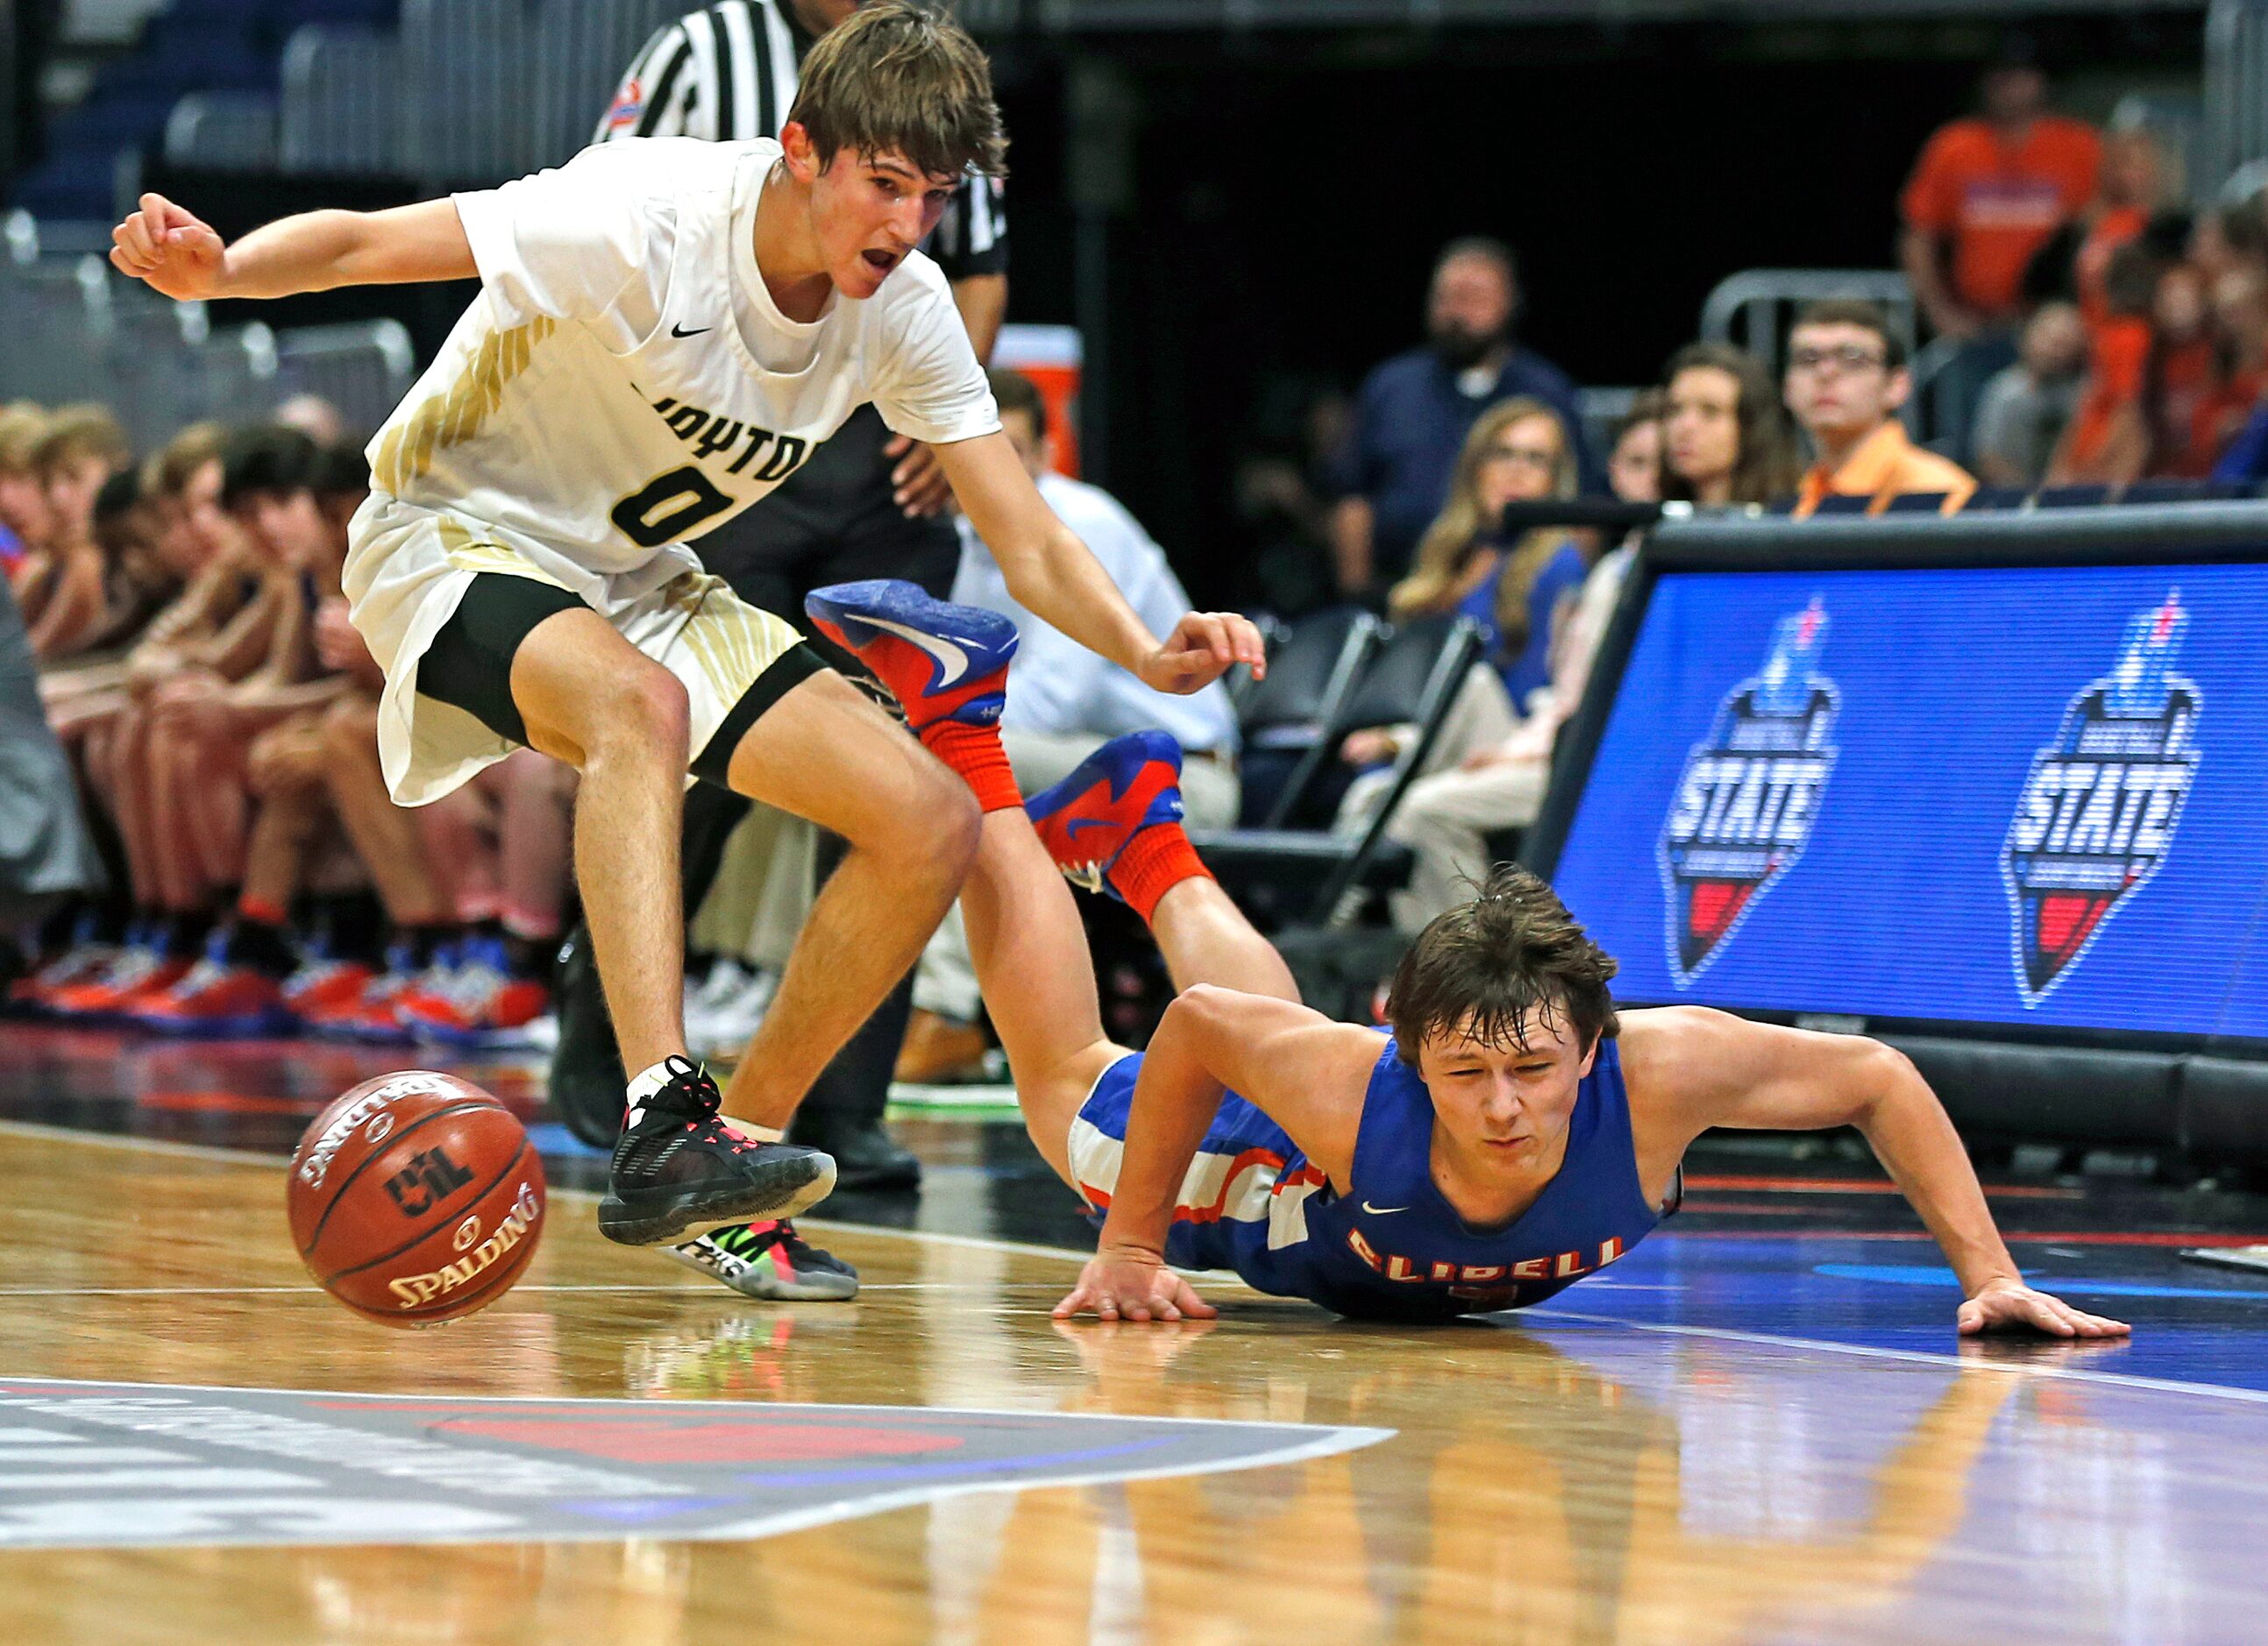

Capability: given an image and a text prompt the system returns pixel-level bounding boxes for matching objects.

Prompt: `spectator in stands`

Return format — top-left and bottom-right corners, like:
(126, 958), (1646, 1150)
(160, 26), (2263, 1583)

(1900, 47), (2101, 458)
(1660, 343), (1798, 508)
(1342, 395), (1667, 936)
(18, 406), (130, 661)
(1386, 397), (1588, 713)
(1973, 300), (2087, 487)
(2053, 239), (2180, 486)
(125, 427), (353, 1031)
(1234, 381), (1349, 617)
(0, 404), (52, 577)
(2076, 120), (2179, 342)
(1605, 388), (1664, 505)
(1328, 237), (1591, 602)
(898, 368), (1241, 1082)
(1786, 299), (1976, 516)
(2200, 267), (2268, 471)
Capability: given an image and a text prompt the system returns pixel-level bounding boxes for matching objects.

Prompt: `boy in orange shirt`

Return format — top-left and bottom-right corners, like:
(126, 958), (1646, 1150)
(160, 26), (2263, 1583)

(1785, 300), (1975, 516)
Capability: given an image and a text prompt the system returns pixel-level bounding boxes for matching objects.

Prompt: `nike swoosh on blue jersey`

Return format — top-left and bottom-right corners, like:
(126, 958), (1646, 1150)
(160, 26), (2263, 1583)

(1361, 1202), (1408, 1216)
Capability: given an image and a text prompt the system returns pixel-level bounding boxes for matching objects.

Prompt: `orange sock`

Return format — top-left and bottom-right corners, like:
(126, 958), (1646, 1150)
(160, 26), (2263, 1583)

(1112, 822), (1214, 922)
(921, 720), (1022, 813)
(236, 894), (288, 928)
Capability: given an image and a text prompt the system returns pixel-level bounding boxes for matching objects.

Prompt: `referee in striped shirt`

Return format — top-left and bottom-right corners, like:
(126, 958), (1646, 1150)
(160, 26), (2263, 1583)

(550, 0), (1011, 1223)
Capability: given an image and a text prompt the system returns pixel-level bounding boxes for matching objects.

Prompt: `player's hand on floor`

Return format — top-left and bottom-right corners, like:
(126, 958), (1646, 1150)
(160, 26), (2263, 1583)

(1053, 1246), (1218, 1323)
(1957, 1277), (2130, 1338)
(1142, 612), (1268, 694)
(110, 193), (225, 301)
(884, 434), (953, 518)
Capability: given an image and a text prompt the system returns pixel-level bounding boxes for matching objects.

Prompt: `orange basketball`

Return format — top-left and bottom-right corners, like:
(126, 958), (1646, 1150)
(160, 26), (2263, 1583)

(287, 1070), (547, 1329)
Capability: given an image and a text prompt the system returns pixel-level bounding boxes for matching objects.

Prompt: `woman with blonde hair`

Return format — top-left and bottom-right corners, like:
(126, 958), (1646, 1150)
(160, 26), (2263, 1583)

(1385, 395), (1588, 710)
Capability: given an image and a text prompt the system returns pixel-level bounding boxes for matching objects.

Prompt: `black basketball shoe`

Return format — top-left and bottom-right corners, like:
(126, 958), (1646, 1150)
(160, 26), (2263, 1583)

(599, 1057), (837, 1245)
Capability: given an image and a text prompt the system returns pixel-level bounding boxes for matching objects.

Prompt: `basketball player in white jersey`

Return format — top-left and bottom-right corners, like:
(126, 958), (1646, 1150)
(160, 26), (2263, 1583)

(108, 4), (1264, 1248)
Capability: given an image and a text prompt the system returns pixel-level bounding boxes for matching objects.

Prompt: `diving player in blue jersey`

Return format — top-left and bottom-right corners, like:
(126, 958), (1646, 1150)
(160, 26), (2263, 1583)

(809, 579), (2131, 1337)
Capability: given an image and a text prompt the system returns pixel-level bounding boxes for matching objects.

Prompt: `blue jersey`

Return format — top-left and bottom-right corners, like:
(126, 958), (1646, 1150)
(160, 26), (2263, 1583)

(1070, 1032), (1674, 1323)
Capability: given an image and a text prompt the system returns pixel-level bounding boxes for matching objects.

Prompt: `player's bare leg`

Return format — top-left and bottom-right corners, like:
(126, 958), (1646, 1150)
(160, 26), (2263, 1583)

(503, 607), (692, 1077)
(319, 694), (453, 926)
(719, 668), (979, 1132)
(958, 806), (1123, 1181)
(1146, 877), (1300, 1004)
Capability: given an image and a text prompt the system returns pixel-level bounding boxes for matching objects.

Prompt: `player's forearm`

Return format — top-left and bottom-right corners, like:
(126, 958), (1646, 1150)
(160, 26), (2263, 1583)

(217, 202), (473, 299)
(1095, 1004), (1229, 1259)
(1859, 1064), (2022, 1295)
(995, 520), (1159, 678)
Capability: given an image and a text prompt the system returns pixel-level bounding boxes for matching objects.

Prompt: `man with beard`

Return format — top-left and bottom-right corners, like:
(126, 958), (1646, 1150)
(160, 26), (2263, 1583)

(1327, 238), (1595, 602)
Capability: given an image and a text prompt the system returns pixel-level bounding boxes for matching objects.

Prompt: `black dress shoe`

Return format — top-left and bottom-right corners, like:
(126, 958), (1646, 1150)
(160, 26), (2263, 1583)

(786, 1116), (921, 1193)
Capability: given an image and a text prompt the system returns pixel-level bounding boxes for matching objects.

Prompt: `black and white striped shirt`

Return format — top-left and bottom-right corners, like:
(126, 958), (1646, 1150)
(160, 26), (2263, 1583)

(596, 0), (1006, 283)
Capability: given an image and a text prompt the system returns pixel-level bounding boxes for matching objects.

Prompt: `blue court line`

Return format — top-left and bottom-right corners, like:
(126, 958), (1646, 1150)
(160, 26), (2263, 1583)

(1815, 1263), (2268, 1301)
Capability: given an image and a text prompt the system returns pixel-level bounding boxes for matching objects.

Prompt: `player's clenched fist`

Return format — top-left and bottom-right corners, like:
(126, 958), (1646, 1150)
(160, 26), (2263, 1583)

(110, 193), (226, 302)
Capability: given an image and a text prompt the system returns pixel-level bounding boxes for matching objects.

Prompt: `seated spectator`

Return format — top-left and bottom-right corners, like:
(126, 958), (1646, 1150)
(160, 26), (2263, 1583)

(1660, 342), (1799, 508)
(1900, 46), (2101, 458)
(0, 404), (51, 579)
(2054, 238), (2164, 484)
(1973, 300), (2087, 486)
(1386, 396), (1589, 711)
(1327, 237), (1592, 603)
(2143, 259), (2222, 479)
(2076, 118), (2179, 339)
(1786, 299), (1976, 515)
(18, 405), (131, 661)
(2203, 267), (2268, 478)
(1341, 395), (1667, 936)
(900, 367), (1241, 1082)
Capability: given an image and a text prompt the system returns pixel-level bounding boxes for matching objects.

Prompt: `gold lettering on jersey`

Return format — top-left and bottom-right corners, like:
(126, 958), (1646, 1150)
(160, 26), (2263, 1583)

(1347, 1234), (1631, 1292)
(647, 394), (813, 485)
(375, 318), (556, 493)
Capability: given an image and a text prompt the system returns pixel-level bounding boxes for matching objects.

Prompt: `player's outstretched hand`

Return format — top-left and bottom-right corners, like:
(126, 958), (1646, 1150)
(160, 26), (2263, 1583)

(1141, 612), (1268, 695)
(110, 193), (225, 301)
(1053, 1246), (1218, 1323)
(1957, 1277), (2130, 1338)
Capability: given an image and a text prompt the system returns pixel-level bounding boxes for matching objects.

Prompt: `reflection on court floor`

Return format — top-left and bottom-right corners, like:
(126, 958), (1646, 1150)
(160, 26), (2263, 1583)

(1, 1025), (2266, 1640)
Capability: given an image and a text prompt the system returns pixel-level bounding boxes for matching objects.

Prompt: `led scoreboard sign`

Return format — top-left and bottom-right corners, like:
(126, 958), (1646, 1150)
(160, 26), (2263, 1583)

(1534, 549), (2268, 1050)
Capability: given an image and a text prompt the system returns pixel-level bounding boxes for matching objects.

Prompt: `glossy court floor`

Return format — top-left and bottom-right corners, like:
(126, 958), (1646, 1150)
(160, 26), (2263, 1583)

(4, 1025), (2268, 1643)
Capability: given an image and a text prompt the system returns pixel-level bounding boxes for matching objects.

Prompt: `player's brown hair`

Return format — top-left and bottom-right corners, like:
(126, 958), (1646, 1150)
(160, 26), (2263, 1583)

(1385, 864), (1619, 1066)
(788, 2), (1006, 181)
(33, 403), (129, 478)
(987, 365), (1045, 432)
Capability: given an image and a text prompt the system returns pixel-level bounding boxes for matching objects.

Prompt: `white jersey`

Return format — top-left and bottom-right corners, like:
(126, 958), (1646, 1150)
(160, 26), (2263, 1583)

(366, 136), (999, 586)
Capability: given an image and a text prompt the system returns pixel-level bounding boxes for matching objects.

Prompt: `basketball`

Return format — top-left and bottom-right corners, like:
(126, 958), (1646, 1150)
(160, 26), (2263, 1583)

(287, 1071), (546, 1329)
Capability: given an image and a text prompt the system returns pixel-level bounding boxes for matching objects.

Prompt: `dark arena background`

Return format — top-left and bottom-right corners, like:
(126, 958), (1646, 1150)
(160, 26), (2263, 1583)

(6, 1), (2268, 1640)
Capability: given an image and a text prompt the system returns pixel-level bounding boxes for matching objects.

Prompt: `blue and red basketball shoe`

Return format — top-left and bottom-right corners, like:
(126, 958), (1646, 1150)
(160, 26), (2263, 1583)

(804, 579), (1023, 812)
(1027, 731), (1216, 919)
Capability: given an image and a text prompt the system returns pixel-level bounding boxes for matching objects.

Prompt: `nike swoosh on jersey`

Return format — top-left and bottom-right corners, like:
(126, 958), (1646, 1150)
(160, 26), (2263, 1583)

(1064, 816), (1113, 837)
(671, 323), (713, 337)
(1361, 1202), (1408, 1216)
(857, 615), (973, 687)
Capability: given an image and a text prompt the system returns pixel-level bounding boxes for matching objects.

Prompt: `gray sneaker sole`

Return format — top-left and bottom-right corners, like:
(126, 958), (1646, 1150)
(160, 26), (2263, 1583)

(661, 1239), (860, 1302)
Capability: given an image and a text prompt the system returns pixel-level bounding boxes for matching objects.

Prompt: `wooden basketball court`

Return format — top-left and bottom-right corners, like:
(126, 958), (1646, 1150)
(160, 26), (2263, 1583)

(2, 1094), (2266, 1643)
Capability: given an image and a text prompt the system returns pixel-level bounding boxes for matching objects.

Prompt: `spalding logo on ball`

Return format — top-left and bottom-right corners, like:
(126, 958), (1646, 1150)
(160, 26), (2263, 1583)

(288, 1071), (546, 1327)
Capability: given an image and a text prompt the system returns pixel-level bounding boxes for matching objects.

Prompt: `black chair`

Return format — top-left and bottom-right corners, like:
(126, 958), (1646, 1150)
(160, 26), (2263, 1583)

(1194, 614), (1487, 929)
(2033, 484), (2113, 509)
(1807, 493), (1872, 516)
(1962, 486), (2031, 511)
(1881, 490), (1950, 514)
(1234, 607), (1382, 829)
